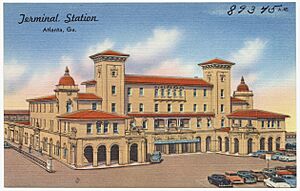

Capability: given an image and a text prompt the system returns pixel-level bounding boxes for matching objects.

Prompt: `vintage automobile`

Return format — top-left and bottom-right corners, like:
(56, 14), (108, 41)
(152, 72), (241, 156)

(249, 170), (267, 182)
(264, 177), (291, 188)
(274, 166), (286, 171)
(248, 150), (267, 157)
(285, 165), (296, 174)
(259, 151), (274, 159)
(4, 141), (10, 149)
(150, 151), (162, 163)
(276, 170), (296, 176)
(280, 175), (296, 188)
(271, 152), (285, 160)
(224, 171), (244, 184)
(207, 174), (233, 188)
(278, 154), (296, 162)
(237, 171), (257, 184)
(262, 168), (276, 178)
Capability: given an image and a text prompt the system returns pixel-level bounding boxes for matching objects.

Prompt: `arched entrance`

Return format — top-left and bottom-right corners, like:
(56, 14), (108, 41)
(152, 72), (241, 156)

(268, 137), (273, 152)
(196, 137), (201, 152)
(84, 146), (93, 165)
(247, 138), (253, 154)
(169, 144), (176, 154)
(260, 138), (265, 150)
(218, 137), (222, 152)
(276, 137), (281, 151)
(130, 143), (138, 163)
(234, 138), (239, 154)
(225, 137), (229, 152)
(111, 145), (119, 164)
(206, 136), (211, 152)
(97, 145), (106, 165)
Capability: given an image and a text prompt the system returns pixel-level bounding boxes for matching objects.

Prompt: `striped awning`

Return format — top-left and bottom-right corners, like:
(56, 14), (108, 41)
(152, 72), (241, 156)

(154, 139), (200, 145)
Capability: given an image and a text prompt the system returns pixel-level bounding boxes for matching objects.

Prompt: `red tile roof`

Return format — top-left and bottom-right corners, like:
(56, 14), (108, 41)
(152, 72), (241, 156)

(125, 75), (213, 87)
(81, 80), (97, 85)
(127, 112), (215, 118)
(227, 109), (289, 119)
(58, 67), (75, 86)
(4, 110), (30, 115)
(89, 49), (129, 59)
(16, 121), (30, 125)
(77, 93), (102, 100)
(59, 110), (129, 120)
(27, 95), (57, 102)
(231, 97), (248, 105)
(198, 58), (235, 66)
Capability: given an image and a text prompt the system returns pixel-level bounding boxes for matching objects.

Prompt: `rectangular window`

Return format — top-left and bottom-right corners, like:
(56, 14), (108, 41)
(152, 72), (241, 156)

(267, 120), (271, 128)
(92, 103), (97, 110)
(96, 121), (101, 134)
(179, 89), (183, 97)
(193, 104), (197, 112)
(127, 103), (132, 112)
(66, 102), (72, 113)
(161, 88), (165, 97)
(167, 104), (172, 112)
(167, 88), (171, 97)
(248, 120), (252, 126)
(207, 118), (211, 128)
(113, 123), (118, 134)
(203, 89), (207, 97)
(173, 89), (177, 97)
(154, 103), (159, 112)
(139, 87), (144, 96)
(180, 104), (184, 112)
(154, 88), (158, 97)
(112, 85), (116, 95)
(104, 121), (109, 133)
(193, 89), (197, 97)
(142, 120), (147, 129)
(139, 103), (144, 112)
(111, 103), (116, 113)
(154, 119), (165, 128)
(127, 87), (132, 96)
(261, 121), (265, 128)
(221, 89), (224, 98)
(180, 119), (189, 128)
(277, 120), (280, 128)
(221, 119), (225, 128)
(25, 133), (28, 144)
(87, 123), (92, 134)
(220, 104), (224, 113)
(271, 120), (274, 128)
(197, 118), (201, 128)
(203, 104), (207, 112)
(239, 120), (242, 127)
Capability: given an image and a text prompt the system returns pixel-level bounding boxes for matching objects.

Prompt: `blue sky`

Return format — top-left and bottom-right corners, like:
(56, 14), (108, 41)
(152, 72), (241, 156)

(4, 3), (296, 130)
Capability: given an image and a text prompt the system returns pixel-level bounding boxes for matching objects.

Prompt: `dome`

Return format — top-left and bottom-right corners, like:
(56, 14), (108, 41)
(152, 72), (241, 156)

(237, 76), (249, 92)
(58, 67), (75, 86)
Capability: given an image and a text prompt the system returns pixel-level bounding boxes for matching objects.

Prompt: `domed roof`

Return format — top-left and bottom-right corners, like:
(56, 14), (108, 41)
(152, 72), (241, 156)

(58, 67), (75, 86)
(237, 76), (249, 92)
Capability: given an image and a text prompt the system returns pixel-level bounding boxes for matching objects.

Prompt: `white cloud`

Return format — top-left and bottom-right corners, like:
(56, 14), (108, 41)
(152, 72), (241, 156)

(4, 60), (27, 81)
(86, 38), (115, 58)
(230, 38), (267, 69)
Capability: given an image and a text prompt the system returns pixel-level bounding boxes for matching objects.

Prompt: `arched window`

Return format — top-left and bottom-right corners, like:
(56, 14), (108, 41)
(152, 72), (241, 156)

(66, 100), (72, 113)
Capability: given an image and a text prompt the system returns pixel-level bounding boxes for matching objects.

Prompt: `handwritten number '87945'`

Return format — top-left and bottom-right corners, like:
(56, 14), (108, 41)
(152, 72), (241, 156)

(227, 4), (288, 16)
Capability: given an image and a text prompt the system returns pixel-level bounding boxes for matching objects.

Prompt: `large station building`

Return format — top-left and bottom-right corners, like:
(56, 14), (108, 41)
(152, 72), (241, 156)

(4, 50), (289, 168)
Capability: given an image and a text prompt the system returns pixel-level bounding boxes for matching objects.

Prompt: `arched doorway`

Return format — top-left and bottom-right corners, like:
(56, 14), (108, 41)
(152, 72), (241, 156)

(196, 137), (201, 152)
(84, 146), (93, 165)
(260, 138), (265, 150)
(218, 137), (222, 152)
(225, 137), (229, 152)
(206, 136), (211, 152)
(130, 143), (138, 162)
(234, 138), (239, 154)
(247, 138), (253, 154)
(276, 137), (281, 151)
(268, 137), (273, 152)
(97, 145), (106, 165)
(169, 144), (176, 154)
(111, 145), (119, 164)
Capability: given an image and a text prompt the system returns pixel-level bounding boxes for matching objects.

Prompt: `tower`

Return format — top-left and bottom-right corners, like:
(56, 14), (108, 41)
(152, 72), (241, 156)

(89, 50), (129, 115)
(198, 58), (235, 128)
(233, 76), (254, 109)
(54, 66), (79, 115)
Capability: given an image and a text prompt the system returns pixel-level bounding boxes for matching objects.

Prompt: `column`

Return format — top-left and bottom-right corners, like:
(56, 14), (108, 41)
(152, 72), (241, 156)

(76, 140), (83, 167)
(120, 143), (128, 165)
(191, 143), (196, 153)
(141, 141), (145, 162)
(165, 144), (169, 154)
(222, 140), (226, 153)
(93, 149), (98, 167)
(106, 149), (111, 166)
(177, 144), (182, 154)
(229, 138), (235, 154)
(138, 142), (143, 163)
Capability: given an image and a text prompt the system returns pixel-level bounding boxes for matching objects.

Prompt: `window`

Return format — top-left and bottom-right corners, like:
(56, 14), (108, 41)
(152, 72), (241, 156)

(167, 88), (171, 97)
(197, 118), (202, 128)
(203, 104), (207, 112)
(173, 89), (177, 97)
(167, 104), (172, 112)
(66, 101), (72, 113)
(179, 88), (183, 97)
(271, 120), (274, 128)
(139, 87), (144, 96)
(221, 118), (225, 128)
(142, 120), (147, 129)
(207, 118), (211, 128)
(261, 121), (265, 128)
(239, 120), (242, 127)
(96, 121), (101, 134)
(221, 89), (224, 98)
(43, 104), (46, 113)
(139, 103), (144, 112)
(127, 103), (132, 112)
(180, 104), (184, 112)
(203, 89), (207, 97)
(112, 85), (116, 95)
(221, 75), (225, 82)
(161, 88), (165, 97)
(220, 104), (224, 113)
(277, 120), (280, 128)
(248, 120), (252, 126)
(63, 147), (67, 159)
(154, 103), (159, 112)
(111, 103), (116, 112)
(154, 119), (165, 128)
(267, 120), (271, 128)
(154, 88), (158, 97)
(180, 119), (189, 128)
(92, 103), (97, 110)
(193, 104), (197, 112)
(113, 123), (118, 134)
(127, 87), (132, 96)
(50, 103), (54, 113)
(104, 121), (109, 133)
(25, 133), (28, 144)
(193, 89), (197, 97)
(86, 124), (92, 134)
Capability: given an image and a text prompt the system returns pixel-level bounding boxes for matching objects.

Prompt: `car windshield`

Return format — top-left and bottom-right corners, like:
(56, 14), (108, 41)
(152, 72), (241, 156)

(272, 178), (285, 182)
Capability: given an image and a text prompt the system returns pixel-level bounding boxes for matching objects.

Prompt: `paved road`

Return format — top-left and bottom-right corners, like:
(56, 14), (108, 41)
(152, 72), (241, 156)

(4, 149), (296, 188)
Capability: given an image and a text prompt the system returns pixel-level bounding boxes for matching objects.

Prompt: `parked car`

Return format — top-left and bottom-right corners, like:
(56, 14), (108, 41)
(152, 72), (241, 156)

(248, 150), (267, 157)
(264, 177), (291, 188)
(274, 166), (286, 171)
(4, 141), (10, 149)
(262, 168), (276, 178)
(280, 175), (296, 188)
(237, 171), (257, 184)
(276, 170), (295, 176)
(271, 152), (285, 160)
(249, 170), (267, 182)
(285, 165), (296, 171)
(207, 174), (233, 188)
(278, 154), (296, 162)
(150, 151), (162, 163)
(259, 151), (274, 159)
(225, 171), (244, 184)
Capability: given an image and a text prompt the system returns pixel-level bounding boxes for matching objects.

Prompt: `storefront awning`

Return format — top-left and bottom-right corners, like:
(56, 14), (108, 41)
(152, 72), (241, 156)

(154, 139), (200, 145)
